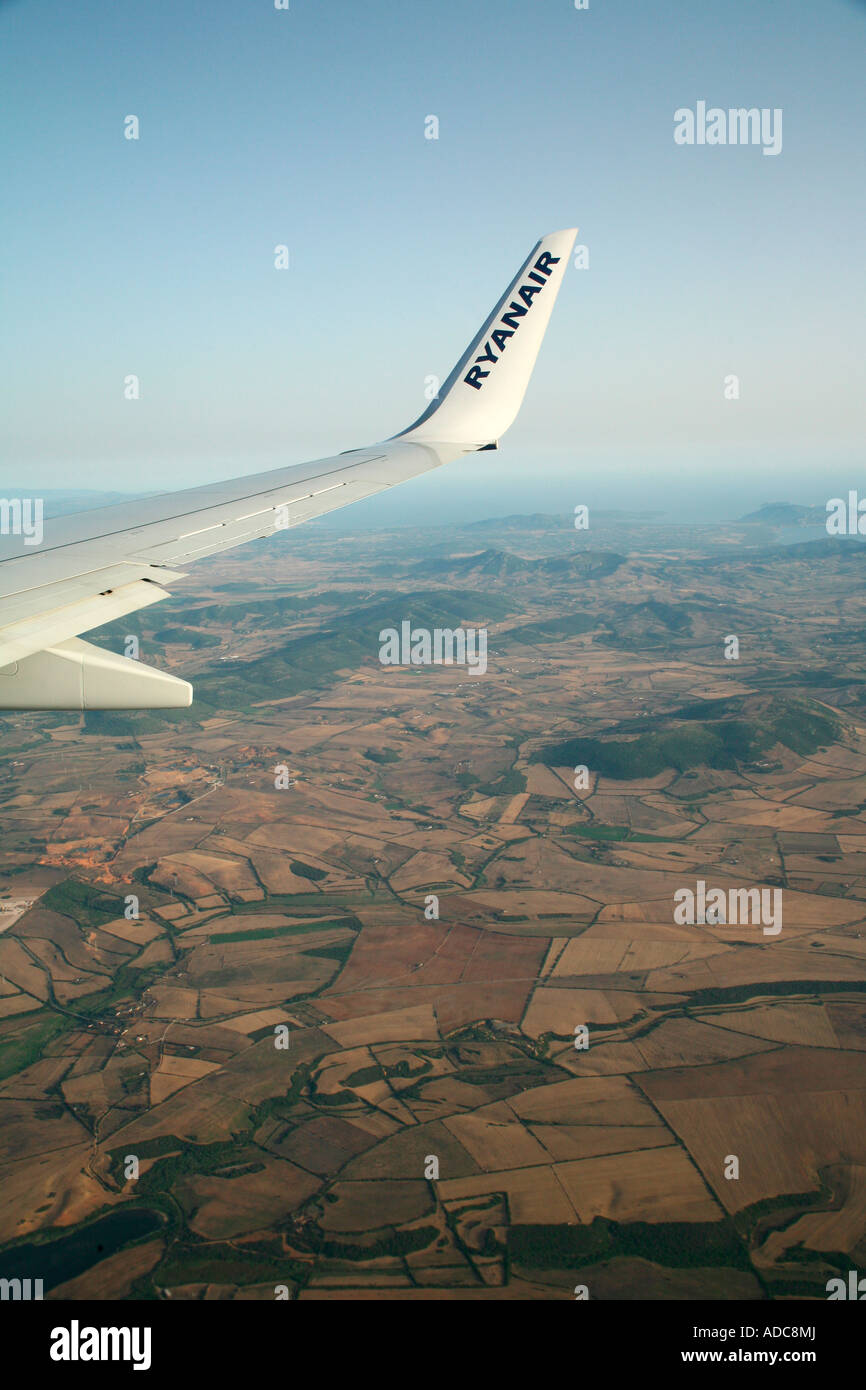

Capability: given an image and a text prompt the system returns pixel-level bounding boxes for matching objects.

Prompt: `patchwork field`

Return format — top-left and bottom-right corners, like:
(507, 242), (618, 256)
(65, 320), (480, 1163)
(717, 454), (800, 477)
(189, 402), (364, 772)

(1, 512), (865, 1299)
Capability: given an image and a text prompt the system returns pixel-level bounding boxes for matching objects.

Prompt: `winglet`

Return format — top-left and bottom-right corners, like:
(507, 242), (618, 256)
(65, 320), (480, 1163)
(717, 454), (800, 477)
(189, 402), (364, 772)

(395, 228), (577, 450)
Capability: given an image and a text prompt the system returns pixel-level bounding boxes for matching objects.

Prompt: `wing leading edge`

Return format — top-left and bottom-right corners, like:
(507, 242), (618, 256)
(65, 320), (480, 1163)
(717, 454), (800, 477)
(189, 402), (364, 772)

(0, 228), (576, 709)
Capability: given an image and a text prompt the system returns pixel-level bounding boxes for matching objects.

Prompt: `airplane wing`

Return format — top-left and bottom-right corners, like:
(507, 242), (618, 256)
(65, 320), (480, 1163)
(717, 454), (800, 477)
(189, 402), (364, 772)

(0, 227), (577, 710)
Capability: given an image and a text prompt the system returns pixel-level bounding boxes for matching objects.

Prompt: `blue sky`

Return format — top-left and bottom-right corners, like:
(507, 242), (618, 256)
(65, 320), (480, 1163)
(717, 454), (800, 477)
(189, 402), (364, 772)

(2, 0), (864, 519)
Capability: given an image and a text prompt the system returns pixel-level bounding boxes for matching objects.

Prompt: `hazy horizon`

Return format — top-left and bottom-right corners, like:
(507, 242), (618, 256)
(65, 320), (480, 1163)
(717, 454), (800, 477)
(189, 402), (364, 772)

(14, 461), (864, 532)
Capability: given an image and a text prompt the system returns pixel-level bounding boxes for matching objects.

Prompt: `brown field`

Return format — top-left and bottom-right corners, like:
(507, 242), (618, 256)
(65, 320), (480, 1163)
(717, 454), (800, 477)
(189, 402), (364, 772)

(180, 1158), (320, 1238)
(554, 1145), (722, 1224)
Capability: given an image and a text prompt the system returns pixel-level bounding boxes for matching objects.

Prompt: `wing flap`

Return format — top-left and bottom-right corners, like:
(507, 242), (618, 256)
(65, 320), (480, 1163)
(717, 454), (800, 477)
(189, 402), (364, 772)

(0, 637), (192, 710)
(0, 574), (179, 668)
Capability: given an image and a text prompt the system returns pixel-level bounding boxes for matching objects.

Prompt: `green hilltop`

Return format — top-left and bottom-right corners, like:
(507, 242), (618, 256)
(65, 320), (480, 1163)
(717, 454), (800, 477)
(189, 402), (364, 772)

(533, 694), (841, 780)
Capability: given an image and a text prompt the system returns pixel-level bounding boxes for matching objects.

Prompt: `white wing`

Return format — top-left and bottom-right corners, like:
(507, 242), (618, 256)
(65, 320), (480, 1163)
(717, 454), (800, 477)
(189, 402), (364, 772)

(0, 228), (576, 709)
